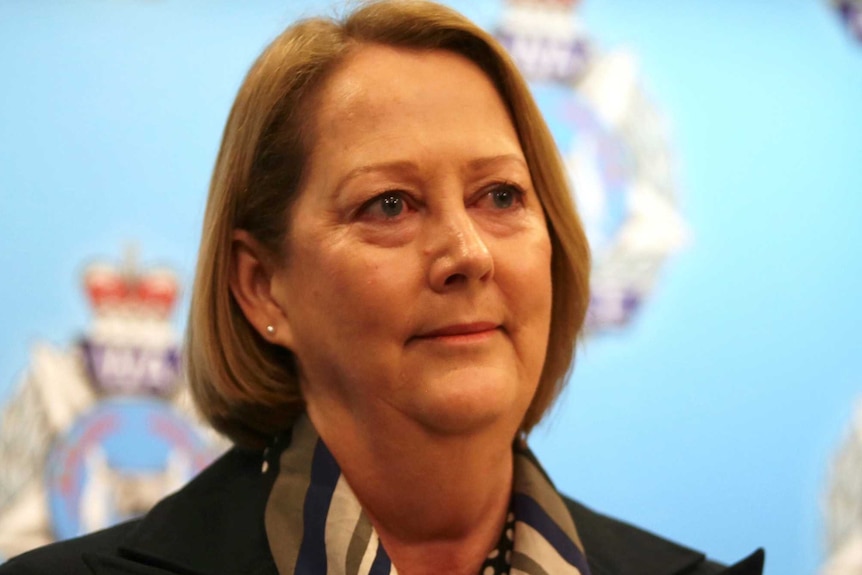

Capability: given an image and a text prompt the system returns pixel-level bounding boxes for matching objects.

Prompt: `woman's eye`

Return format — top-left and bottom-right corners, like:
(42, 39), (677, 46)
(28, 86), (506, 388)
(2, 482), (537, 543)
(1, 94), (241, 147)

(484, 183), (524, 210)
(379, 193), (404, 217)
(359, 191), (410, 220)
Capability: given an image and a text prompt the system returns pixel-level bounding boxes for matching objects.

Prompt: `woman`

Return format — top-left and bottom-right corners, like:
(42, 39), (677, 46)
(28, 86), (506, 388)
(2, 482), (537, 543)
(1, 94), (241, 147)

(0, 1), (763, 574)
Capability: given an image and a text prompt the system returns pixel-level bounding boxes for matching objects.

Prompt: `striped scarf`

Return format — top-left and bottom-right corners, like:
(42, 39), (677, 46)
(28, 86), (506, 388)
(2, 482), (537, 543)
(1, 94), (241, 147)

(264, 415), (592, 575)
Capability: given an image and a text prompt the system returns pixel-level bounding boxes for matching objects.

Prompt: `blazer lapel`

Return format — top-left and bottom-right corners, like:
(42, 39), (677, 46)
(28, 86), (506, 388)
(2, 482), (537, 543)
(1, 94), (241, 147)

(564, 496), (760, 575)
(87, 447), (279, 575)
(719, 549), (765, 575)
(83, 551), (206, 575)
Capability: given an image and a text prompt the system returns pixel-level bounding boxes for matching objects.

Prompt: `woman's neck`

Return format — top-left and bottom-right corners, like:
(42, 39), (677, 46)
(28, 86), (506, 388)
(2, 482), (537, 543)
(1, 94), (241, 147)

(306, 404), (516, 575)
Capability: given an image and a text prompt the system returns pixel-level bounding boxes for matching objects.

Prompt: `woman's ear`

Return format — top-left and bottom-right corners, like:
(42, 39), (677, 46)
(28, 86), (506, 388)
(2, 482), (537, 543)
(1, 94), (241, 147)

(229, 229), (295, 349)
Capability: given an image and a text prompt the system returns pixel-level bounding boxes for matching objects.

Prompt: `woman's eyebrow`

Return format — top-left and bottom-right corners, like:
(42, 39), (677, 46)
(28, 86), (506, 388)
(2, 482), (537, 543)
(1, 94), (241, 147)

(337, 160), (420, 190)
(339, 154), (527, 184)
(462, 154), (528, 173)
(329, 154), (529, 199)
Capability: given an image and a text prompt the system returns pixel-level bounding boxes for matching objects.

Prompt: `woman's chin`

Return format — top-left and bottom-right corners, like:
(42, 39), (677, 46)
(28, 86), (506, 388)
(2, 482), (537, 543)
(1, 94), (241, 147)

(413, 407), (513, 438)
(399, 371), (533, 439)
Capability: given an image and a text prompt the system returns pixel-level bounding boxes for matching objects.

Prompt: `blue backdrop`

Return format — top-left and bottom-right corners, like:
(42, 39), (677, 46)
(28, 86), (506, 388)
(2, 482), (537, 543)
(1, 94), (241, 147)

(1, 1), (860, 574)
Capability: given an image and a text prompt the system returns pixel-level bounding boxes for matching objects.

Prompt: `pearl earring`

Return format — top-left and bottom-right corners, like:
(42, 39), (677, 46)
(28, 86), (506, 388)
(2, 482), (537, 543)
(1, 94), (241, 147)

(266, 325), (275, 335)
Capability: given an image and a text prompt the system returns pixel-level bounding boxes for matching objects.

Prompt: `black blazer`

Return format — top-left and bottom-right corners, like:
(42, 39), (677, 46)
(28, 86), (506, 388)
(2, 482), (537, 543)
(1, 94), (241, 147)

(0, 448), (764, 575)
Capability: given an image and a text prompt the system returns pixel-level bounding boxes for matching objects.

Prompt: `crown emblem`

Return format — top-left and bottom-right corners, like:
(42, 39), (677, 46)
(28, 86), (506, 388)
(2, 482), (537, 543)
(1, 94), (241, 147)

(84, 247), (179, 319)
(79, 246), (182, 397)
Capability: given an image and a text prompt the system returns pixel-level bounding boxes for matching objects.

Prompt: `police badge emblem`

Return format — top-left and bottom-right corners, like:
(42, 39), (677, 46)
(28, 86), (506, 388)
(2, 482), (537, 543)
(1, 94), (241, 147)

(0, 247), (223, 561)
(821, 402), (862, 574)
(830, 0), (862, 42)
(494, 0), (687, 332)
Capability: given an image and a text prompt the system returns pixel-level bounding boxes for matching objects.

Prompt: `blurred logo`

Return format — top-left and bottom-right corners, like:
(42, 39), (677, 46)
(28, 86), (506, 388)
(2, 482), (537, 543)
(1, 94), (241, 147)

(80, 259), (182, 397)
(0, 247), (222, 561)
(495, 0), (687, 332)
(821, 401), (862, 574)
(829, 0), (862, 43)
(496, 0), (590, 83)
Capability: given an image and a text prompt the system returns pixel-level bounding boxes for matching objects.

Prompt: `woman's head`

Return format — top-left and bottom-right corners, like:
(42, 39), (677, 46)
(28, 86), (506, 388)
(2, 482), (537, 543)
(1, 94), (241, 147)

(186, 0), (591, 449)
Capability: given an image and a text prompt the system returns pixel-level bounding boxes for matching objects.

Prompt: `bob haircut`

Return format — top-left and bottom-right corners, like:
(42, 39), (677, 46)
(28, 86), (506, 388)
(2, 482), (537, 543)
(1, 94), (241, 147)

(186, 0), (591, 449)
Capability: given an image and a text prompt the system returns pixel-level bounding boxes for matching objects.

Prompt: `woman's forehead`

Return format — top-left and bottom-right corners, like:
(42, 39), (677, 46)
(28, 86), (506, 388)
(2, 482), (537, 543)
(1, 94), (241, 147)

(306, 44), (523, 171)
(314, 45), (495, 121)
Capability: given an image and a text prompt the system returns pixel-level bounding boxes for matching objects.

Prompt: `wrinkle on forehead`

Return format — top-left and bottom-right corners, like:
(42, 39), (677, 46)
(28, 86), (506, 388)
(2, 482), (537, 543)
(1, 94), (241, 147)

(318, 45), (489, 124)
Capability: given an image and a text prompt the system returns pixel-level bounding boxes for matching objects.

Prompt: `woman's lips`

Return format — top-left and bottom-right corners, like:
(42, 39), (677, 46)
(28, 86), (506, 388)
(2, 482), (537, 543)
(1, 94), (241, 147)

(413, 322), (501, 343)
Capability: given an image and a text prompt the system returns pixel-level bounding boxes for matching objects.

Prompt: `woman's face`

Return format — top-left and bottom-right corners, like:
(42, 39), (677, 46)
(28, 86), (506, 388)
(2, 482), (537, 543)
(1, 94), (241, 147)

(270, 45), (552, 437)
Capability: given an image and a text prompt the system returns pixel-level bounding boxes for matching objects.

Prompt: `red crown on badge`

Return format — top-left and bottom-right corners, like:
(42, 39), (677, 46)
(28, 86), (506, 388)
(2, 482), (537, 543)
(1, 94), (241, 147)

(83, 247), (179, 318)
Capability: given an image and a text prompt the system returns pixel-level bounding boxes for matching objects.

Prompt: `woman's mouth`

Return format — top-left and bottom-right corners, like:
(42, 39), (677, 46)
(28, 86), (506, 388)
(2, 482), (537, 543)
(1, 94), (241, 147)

(413, 322), (501, 343)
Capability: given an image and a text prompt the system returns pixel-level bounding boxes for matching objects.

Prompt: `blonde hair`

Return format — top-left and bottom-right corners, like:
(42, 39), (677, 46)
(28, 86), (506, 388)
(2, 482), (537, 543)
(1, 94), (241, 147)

(186, 0), (591, 449)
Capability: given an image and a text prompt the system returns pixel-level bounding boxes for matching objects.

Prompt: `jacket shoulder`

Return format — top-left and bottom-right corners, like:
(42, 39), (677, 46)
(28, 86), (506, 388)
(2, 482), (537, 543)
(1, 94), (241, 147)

(563, 497), (764, 575)
(0, 520), (138, 574)
(0, 446), (265, 575)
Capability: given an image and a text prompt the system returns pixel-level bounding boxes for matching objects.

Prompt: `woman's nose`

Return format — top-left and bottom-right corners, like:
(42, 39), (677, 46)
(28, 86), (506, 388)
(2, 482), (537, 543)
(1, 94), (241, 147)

(426, 210), (494, 291)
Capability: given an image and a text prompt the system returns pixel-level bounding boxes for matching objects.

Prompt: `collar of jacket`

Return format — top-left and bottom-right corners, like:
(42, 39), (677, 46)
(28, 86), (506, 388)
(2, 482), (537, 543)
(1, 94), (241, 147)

(84, 443), (762, 575)
(90, 447), (280, 575)
(564, 499), (764, 575)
